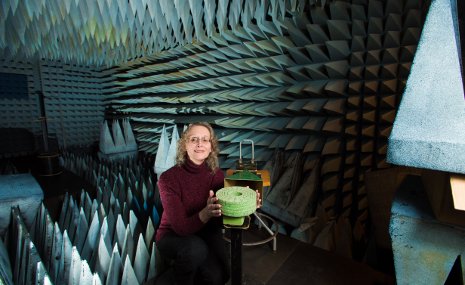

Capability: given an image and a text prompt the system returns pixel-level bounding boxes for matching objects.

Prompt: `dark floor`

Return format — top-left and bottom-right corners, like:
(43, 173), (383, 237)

(6, 161), (396, 285)
(152, 221), (395, 285)
(225, 224), (395, 285)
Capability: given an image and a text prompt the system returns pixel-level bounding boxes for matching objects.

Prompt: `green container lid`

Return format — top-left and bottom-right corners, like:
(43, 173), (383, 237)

(226, 170), (262, 181)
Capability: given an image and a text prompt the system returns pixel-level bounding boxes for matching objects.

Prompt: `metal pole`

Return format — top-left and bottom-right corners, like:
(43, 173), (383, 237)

(230, 228), (243, 285)
(37, 91), (49, 153)
(253, 212), (277, 251)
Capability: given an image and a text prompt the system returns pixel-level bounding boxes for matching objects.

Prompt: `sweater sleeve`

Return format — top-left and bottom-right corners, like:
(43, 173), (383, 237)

(158, 172), (205, 236)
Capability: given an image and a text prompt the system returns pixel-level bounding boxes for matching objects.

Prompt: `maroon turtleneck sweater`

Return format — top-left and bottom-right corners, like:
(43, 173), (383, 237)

(155, 159), (224, 242)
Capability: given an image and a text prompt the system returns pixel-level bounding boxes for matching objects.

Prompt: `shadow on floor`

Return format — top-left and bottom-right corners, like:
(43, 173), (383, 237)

(233, 225), (394, 285)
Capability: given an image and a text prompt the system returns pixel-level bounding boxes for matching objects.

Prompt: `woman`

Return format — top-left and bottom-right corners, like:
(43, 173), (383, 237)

(155, 122), (229, 285)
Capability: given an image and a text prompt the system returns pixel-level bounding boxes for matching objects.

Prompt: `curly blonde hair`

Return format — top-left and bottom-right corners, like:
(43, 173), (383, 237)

(176, 122), (220, 171)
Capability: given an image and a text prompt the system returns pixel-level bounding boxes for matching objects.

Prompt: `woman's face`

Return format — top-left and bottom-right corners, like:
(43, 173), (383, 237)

(185, 125), (212, 165)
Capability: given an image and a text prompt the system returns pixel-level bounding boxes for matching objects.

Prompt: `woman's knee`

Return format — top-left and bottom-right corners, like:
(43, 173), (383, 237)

(194, 262), (228, 285)
(176, 236), (208, 267)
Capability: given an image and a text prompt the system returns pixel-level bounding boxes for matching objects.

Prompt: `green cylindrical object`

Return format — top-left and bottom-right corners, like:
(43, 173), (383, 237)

(216, 186), (256, 218)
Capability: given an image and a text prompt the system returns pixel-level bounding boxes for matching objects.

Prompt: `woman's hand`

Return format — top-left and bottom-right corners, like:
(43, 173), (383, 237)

(256, 190), (261, 209)
(199, 190), (222, 223)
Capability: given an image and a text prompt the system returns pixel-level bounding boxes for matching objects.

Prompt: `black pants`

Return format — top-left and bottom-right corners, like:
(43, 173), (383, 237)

(157, 224), (230, 285)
